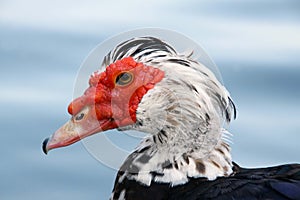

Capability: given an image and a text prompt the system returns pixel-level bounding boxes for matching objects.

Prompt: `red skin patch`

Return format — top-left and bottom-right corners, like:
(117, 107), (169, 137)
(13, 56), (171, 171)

(68, 57), (165, 128)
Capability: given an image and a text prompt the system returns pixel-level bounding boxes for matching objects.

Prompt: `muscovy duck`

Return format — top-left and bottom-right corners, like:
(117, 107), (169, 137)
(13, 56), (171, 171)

(43, 36), (300, 200)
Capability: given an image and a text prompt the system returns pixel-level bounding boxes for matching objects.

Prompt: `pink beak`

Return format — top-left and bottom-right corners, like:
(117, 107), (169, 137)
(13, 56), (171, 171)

(42, 106), (113, 154)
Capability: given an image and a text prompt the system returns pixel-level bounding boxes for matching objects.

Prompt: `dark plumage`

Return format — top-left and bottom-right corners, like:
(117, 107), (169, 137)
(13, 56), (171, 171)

(112, 163), (300, 200)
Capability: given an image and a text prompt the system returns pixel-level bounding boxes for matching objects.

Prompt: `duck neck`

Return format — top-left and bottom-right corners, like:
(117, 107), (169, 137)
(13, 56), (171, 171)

(119, 126), (233, 186)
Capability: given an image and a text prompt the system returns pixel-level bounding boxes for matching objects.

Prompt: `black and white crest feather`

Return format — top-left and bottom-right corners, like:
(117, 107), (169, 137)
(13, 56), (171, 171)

(102, 37), (177, 67)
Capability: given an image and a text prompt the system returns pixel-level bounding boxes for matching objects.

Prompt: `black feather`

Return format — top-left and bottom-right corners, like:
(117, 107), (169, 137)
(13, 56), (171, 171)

(111, 162), (300, 200)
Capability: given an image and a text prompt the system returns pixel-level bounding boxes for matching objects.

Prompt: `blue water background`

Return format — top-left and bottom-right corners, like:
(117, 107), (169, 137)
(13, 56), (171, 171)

(1, 1), (300, 199)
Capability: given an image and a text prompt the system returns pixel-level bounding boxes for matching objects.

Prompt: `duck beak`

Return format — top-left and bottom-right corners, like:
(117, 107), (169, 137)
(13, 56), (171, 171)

(42, 106), (115, 154)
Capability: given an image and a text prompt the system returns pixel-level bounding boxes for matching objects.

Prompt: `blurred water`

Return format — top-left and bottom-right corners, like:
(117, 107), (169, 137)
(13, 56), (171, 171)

(1, 1), (300, 199)
(0, 26), (115, 199)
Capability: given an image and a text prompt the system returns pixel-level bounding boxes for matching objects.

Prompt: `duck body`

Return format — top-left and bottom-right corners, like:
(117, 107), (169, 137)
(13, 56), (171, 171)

(112, 162), (300, 200)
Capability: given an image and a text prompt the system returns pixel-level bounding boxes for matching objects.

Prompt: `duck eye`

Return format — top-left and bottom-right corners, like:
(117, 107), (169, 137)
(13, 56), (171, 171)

(116, 72), (133, 86)
(75, 113), (85, 121)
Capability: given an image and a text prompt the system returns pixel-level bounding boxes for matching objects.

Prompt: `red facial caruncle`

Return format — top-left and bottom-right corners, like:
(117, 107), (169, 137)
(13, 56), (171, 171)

(43, 57), (164, 153)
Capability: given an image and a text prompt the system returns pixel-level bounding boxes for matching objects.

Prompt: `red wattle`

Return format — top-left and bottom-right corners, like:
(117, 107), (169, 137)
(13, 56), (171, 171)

(67, 57), (164, 127)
